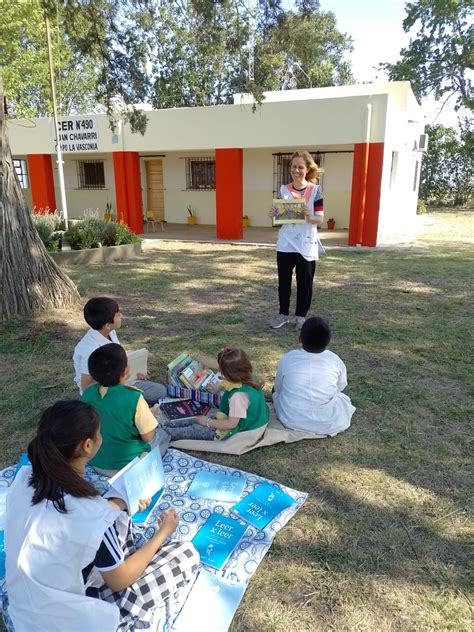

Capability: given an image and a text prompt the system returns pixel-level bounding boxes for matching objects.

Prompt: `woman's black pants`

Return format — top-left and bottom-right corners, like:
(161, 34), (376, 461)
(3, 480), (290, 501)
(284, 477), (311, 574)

(277, 251), (316, 317)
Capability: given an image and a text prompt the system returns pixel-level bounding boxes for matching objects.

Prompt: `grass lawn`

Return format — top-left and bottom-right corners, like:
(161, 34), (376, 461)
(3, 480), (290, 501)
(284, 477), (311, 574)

(0, 210), (472, 630)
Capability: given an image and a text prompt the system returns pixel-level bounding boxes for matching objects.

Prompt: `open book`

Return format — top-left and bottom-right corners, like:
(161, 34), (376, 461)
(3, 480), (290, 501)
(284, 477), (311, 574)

(107, 446), (164, 526)
(272, 198), (307, 225)
(126, 348), (149, 383)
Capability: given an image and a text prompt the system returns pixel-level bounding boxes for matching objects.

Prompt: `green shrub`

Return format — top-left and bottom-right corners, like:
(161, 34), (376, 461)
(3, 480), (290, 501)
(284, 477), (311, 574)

(114, 221), (140, 245)
(32, 211), (63, 251)
(63, 219), (139, 249)
(417, 199), (427, 215)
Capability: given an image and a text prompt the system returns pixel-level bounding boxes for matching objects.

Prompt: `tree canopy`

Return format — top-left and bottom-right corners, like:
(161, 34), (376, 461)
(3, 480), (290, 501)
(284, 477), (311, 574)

(419, 122), (473, 206)
(382, 0), (473, 110)
(1, 0), (353, 126)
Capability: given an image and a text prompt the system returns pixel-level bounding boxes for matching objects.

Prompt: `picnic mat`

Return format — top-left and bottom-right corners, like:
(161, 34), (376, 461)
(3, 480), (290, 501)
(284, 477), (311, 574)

(156, 403), (329, 455)
(0, 448), (307, 631)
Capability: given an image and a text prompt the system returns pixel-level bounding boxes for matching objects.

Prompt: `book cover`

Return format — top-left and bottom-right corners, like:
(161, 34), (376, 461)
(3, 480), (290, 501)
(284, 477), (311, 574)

(231, 482), (296, 530)
(160, 399), (211, 421)
(131, 488), (164, 526)
(187, 471), (245, 503)
(173, 569), (246, 632)
(126, 348), (149, 383)
(191, 513), (248, 570)
(272, 198), (307, 225)
(108, 446), (165, 522)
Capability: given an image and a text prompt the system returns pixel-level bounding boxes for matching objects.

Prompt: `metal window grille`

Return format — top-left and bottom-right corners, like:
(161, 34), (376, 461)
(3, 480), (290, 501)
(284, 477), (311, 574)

(13, 159), (29, 189)
(185, 157), (216, 190)
(76, 160), (105, 189)
(273, 152), (325, 196)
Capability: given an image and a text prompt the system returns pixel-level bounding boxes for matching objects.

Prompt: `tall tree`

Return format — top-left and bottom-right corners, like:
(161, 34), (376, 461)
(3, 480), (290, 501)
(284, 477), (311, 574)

(254, 6), (353, 91)
(0, 90), (79, 319)
(382, 0), (473, 110)
(0, 0), (99, 118)
(419, 122), (473, 206)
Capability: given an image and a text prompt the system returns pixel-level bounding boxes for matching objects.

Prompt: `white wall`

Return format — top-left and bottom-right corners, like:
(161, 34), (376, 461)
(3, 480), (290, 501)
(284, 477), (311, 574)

(376, 94), (425, 244)
(49, 154), (116, 219)
(322, 153), (353, 229)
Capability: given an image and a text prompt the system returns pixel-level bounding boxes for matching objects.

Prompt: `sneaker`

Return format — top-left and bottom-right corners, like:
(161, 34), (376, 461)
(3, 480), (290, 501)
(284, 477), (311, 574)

(269, 313), (290, 329)
(293, 316), (306, 331)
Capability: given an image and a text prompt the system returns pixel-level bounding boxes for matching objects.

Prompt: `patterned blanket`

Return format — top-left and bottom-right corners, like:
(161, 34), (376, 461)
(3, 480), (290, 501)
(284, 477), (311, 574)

(0, 448), (306, 631)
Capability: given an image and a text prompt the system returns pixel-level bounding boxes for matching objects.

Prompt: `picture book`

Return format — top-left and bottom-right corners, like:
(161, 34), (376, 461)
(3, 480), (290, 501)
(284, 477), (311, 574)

(173, 569), (246, 632)
(126, 348), (149, 383)
(187, 471), (246, 503)
(272, 198), (307, 225)
(107, 446), (165, 525)
(160, 399), (211, 421)
(191, 512), (248, 570)
(231, 482), (296, 530)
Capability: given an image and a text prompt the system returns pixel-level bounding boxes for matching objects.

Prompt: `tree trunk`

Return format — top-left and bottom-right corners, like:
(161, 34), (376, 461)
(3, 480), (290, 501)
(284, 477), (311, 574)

(0, 93), (79, 320)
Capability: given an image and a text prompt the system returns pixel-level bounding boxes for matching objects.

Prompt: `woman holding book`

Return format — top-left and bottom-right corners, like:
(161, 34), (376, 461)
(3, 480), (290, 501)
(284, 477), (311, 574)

(268, 151), (324, 332)
(162, 348), (269, 442)
(5, 401), (199, 631)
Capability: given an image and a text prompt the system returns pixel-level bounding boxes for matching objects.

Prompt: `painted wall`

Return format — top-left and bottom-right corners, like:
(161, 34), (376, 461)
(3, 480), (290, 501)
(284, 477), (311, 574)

(48, 153), (116, 218)
(9, 88), (393, 156)
(376, 93), (425, 244)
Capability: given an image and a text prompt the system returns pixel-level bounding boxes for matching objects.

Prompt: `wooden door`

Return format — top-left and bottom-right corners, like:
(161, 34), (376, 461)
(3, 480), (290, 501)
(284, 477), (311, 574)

(146, 160), (164, 220)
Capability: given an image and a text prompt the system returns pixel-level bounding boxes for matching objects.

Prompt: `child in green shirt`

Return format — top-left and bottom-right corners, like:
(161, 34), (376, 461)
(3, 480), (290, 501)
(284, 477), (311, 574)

(81, 343), (160, 473)
(162, 348), (269, 441)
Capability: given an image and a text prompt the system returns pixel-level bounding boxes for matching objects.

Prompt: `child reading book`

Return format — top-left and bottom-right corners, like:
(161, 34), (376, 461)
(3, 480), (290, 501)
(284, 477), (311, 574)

(81, 343), (167, 473)
(73, 296), (167, 405)
(5, 400), (199, 631)
(272, 316), (355, 436)
(162, 348), (269, 442)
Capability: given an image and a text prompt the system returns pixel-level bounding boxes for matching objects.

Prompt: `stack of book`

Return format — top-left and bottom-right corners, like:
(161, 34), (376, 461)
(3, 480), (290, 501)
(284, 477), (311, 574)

(167, 352), (222, 406)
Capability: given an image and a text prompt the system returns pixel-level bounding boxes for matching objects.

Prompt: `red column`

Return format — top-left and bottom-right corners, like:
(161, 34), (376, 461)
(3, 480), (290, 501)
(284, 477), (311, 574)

(348, 142), (384, 247)
(215, 148), (243, 240)
(113, 151), (144, 234)
(27, 154), (56, 213)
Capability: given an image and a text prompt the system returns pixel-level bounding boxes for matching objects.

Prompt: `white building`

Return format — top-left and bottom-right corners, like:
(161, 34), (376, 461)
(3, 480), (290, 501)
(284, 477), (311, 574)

(9, 81), (425, 246)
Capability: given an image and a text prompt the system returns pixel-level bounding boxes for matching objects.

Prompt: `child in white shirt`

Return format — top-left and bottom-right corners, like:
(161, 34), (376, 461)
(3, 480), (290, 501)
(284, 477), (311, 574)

(273, 316), (355, 436)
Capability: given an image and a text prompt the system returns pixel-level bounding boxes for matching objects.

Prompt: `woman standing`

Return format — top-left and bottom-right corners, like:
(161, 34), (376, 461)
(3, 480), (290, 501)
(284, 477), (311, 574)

(5, 401), (198, 631)
(269, 151), (324, 331)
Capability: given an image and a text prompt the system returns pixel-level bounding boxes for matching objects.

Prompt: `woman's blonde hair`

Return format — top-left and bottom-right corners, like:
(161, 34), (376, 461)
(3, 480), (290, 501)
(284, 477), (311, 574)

(290, 151), (321, 183)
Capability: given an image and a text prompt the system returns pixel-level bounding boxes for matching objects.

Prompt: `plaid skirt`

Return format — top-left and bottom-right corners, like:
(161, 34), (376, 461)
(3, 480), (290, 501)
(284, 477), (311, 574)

(96, 513), (199, 630)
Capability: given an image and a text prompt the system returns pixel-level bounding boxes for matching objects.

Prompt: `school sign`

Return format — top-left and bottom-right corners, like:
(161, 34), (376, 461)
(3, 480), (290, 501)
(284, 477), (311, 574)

(53, 116), (100, 152)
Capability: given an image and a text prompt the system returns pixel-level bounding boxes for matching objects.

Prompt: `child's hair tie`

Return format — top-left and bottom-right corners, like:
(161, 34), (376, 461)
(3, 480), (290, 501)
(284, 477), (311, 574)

(221, 346), (231, 353)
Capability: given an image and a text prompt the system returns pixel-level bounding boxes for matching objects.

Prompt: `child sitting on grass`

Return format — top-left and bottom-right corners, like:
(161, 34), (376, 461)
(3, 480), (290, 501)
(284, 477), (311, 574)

(81, 343), (162, 474)
(73, 296), (167, 405)
(272, 316), (355, 436)
(163, 347), (269, 442)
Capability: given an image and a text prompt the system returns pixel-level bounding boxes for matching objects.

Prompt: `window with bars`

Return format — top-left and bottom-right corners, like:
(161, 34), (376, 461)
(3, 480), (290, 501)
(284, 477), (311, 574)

(185, 157), (216, 190)
(273, 152), (324, 196)
(13, 159), (29, 189)
(76, 160), (105, 189)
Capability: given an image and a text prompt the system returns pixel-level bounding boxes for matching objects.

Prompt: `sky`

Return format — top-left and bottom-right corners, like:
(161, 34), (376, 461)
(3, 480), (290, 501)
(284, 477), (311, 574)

(282, 0), (460, 127)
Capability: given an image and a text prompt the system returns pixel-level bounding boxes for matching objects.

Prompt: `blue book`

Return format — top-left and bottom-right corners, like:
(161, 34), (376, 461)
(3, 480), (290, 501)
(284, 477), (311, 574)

(108, 446), (165, 525)
(231, 482), (295, 530)
(186, 471), (245, 503)
(192, 513), (248, 570)
(14, 453), (30, 478)
(131, 488), (164, 526)
(173, 569), (246, 632)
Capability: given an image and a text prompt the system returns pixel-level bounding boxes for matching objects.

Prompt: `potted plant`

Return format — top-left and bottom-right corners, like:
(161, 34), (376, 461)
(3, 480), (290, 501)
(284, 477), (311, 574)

(187, 205), (197, 225)
(327, 217), (336, 230)
(243, 214), (250, 228)
(104, 202), (113, 222)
